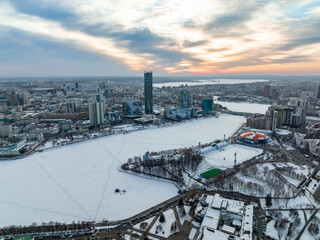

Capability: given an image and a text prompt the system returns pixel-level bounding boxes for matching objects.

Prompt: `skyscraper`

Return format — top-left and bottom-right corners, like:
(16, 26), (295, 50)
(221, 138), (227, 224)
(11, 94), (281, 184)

(144, 71), (153, 114)
(89, 91), (105, 127)
(180, 87), (190, 108)
(202, 98), (214, 114)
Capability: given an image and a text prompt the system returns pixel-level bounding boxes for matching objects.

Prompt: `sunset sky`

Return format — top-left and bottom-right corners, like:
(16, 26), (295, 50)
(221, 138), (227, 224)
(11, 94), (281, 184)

(0, 0), (320, 76)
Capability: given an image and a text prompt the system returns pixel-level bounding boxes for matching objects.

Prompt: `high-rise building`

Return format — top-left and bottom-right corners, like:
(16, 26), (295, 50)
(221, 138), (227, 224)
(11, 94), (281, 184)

(67, 102), (76, 113)
(262, 85), (271, 98)
(316, 85), (320, 99)
(180, 87), (190, 108)
(144, 71), (153, 114)
(270, 88), (279, 99)
(7, 91), (18, 106)
(89, 91), (105, 127)
(75, 82), (79, 91)
(202, 98), (214, 114)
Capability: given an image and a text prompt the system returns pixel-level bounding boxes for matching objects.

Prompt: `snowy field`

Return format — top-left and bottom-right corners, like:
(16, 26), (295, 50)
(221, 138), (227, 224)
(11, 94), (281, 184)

(154, 78), (268, 88)
(204, 144), (263, 169)
(149, 209), (178, 238)
(0, 114), (245, 227)
(215, 100), (270, 114)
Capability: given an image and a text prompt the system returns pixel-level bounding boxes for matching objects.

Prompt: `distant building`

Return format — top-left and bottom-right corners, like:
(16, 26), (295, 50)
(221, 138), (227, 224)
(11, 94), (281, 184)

(30, 88), (57, 95)
(60, 120), (72, 132)
(104, 89), (113, 98)
(122, 100), (143, 117)
(262, 85), (271, 98)
(106, 111), (121, 124)
(317, 85), (320, 99)
(165, 107), (197, 121)
(75, 82), (79, 91)
(246, 115), (265, 129)
(89, 92), (105, 127)
(7, 91), (17, 106)
(67, 102), (76, 113)
(144, 71), (153, 114)
(0, 124), (12, 137)
(180, 87), (190, 108)
(270, 88), (279, 99)
(202, 98), (214, 114)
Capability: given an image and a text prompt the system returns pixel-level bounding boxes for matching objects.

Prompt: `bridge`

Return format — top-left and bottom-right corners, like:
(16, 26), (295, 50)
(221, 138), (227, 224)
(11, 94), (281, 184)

(220, 110), (253, 117)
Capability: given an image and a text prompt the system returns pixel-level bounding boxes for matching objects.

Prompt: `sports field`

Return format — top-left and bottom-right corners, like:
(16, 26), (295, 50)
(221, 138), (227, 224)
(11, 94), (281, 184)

(200, 168), (222, 178)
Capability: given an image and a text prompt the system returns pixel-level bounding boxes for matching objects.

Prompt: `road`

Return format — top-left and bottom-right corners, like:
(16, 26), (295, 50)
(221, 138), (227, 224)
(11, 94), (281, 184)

(295, 209), (318, 240)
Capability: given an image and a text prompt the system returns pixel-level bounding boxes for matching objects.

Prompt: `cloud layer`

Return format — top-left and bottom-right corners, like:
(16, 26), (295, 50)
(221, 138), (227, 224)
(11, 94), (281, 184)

(0, 0), (320, 76)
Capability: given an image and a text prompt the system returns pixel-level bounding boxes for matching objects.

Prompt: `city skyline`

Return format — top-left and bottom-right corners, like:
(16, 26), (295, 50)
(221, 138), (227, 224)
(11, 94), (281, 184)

(0, 0), (320, 77)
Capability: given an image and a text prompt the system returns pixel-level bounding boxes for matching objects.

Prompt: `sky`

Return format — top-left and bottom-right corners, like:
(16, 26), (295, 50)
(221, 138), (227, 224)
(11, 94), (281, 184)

(0, 0), (320, 77)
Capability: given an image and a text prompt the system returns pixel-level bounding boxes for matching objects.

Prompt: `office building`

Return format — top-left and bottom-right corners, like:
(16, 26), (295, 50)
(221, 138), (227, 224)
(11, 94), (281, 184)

(144, 71), (153, 114)
(180, 87), (190, 108)
(202, 98), (214, 114)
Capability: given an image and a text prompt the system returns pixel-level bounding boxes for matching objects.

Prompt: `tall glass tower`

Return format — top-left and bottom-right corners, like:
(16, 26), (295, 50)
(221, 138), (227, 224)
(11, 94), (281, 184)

(180, 87), (190, 108)
(144, 71), (153, 114)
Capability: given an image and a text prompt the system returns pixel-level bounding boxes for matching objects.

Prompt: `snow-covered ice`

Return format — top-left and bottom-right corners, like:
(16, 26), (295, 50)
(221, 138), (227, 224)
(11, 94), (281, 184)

(0, 114), (245, 227)
(215, 100), (270, 114)
(154, 79), (268, 88)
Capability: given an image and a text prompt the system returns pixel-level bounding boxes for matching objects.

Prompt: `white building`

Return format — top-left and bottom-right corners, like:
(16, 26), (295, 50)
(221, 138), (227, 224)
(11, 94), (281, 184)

(195, 194), (254, 240)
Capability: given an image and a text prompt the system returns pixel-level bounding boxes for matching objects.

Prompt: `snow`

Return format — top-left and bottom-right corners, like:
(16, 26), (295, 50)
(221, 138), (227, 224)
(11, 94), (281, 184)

(276, 129), (292, 135)
(188, 228), (197, 240)
(300, 211), (320, 240)
(241, 205), (253, 240)
(133, 216), (155, 229)
(149, 209), (178, 238)
(203, 144), (263, 169)
(154, 79), (268, 88)
(176, 205), (191, 224)
(306, 116), (320, 121)
(200, 227), (237, 240)
(0, 114), (246, 227)
(201, 208), (220, 229)
(265, 220), (279, 239)
(215, 100), (270, 114)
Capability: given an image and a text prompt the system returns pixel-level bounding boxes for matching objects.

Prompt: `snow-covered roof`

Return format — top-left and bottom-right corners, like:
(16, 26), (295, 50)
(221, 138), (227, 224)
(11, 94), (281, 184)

(211, 193), (244, 215)
(200, 227), (242, 240)
(188, 228), (197, 240)
(232, 219), (242, 226)
(276, 129), (292, 135)
(211, 193), (223, 209)
(221, 224), (236, 234)
(202, 208), (220, 229)
(199, 145), (214, 154)
(240, 205), (254, 240)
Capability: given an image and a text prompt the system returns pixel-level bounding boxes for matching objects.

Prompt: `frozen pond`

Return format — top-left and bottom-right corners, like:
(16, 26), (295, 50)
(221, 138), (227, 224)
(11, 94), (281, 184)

(0, 114), (245, 227)
(154, 79), (268, 88)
